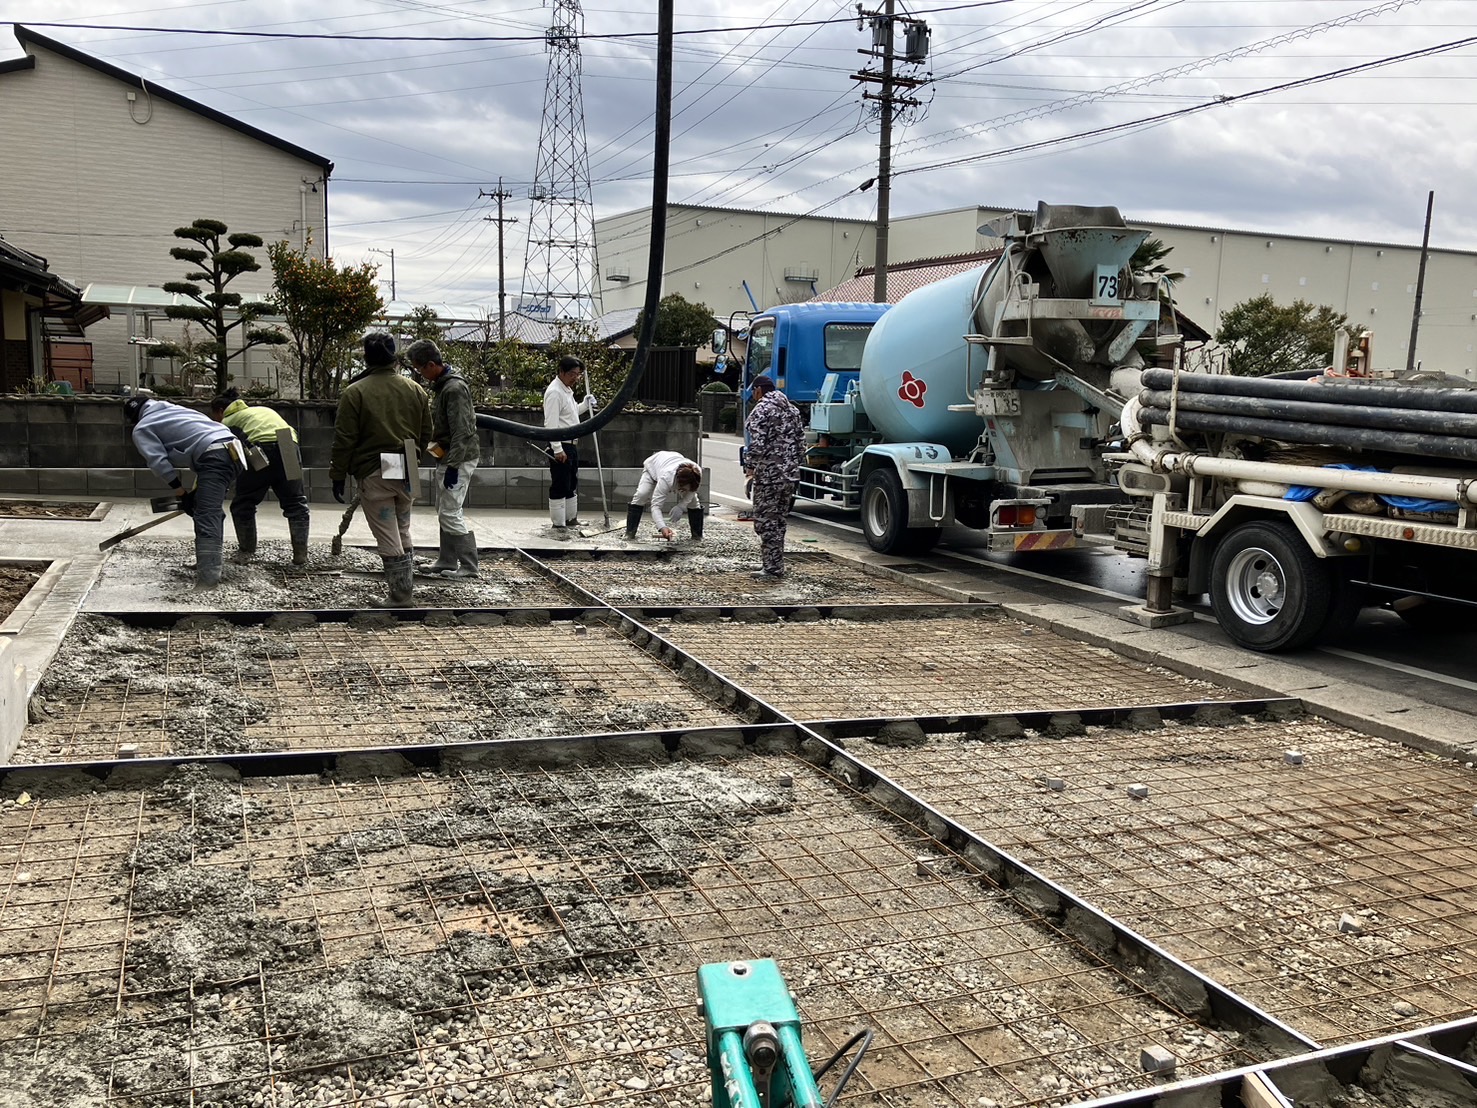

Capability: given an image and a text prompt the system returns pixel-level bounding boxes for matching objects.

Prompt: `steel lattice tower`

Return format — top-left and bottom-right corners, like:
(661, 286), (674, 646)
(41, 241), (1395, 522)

(520, 0), (602, 324)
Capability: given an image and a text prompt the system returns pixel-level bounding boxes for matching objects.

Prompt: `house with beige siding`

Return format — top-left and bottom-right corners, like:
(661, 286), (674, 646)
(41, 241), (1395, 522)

(0, 25), (333, 392)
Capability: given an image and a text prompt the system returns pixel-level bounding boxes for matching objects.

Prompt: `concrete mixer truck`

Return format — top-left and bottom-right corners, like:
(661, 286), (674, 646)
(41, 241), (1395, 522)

(728, 202), (1176, 555)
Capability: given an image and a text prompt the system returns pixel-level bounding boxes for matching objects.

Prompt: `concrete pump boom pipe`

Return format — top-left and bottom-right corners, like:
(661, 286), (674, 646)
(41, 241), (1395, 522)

(1138, 388), (1477, 439)
(1137, 405), (1477, 463)
(1140, 367), (1477, 415)
(1120, 396), (1477, 506)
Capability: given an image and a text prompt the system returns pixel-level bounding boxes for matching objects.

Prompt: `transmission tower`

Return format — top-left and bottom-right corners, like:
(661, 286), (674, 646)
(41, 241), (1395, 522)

(520, 0), (603, 325)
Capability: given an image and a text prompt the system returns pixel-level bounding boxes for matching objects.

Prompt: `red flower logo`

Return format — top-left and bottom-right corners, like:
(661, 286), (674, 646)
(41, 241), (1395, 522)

(899, 371), (926, 408)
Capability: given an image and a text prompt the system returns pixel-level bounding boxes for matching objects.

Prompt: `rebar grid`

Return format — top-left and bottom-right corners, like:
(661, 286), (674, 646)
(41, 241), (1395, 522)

(548, 550), (946, 606)
(0, 752), (1274, 1107)
(20, 620), (739, 763)
(668, 615), (1234, 718)
(854, 716), (1477, 1045)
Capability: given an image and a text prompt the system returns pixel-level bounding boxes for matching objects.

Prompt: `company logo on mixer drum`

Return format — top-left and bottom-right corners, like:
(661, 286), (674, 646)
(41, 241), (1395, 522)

(899, 370), (927, 408)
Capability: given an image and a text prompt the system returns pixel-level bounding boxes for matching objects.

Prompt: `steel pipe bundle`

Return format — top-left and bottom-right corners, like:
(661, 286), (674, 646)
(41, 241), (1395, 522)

(1137, 369), (1477, 463)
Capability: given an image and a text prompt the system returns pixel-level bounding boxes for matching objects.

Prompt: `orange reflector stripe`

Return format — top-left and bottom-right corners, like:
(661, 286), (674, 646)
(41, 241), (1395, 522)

(1013, 531), (1077, 551)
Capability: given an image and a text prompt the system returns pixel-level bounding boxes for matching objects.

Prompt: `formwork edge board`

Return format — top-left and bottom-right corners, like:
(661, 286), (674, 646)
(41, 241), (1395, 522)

(810, 699), (1304, 738)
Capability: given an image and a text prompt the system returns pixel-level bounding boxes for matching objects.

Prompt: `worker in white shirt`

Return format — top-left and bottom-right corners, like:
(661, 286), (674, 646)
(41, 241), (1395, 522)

(541, 355), (596, 532)
(626, 451), (704, 541)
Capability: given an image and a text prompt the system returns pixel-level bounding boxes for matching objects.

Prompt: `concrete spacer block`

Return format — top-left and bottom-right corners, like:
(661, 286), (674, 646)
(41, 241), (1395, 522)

(1127, 783), (1150, 800)
(117, 745), (138, 759)
(1140, 1046), (1177, 1075)
(1284, 750), (1305, 766)
(915, 854), (937, 878)
(1338, 913), (1364, 934)
(1045, 778), (1066, 792)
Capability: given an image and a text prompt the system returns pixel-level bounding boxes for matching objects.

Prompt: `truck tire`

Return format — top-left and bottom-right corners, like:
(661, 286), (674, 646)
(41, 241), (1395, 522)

(1209, 519), (1333, 652)
(861, 468), (941, 555)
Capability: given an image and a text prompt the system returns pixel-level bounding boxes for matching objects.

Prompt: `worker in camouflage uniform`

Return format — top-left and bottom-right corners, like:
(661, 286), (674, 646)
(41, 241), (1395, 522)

(743, 374), (806, 579)
(406, 339), (480, 578)
(329, 332), (432, 607)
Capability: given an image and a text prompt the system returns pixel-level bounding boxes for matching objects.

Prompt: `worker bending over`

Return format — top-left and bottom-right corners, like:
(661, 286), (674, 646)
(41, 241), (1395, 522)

(329, 333), (432, 607)
(406, 339), (479, 578)
(209, 389), (310, 568)
(125, 395), (241, 589)
(626, 451), (704, 541)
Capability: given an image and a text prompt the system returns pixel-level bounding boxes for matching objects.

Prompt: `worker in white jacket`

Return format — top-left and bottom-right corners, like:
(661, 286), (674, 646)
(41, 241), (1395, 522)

(542, 355), (596, 531)
(625, 451), (704, 541)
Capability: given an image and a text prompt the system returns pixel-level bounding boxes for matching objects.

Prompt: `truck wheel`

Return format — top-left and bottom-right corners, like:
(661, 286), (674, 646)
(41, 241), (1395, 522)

(1210, 520), (1333, 652)
(861, 468), (941, 555)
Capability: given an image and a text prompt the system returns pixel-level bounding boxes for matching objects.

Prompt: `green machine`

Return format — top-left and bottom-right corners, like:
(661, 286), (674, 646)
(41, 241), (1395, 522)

(697, 959), (870, 1108)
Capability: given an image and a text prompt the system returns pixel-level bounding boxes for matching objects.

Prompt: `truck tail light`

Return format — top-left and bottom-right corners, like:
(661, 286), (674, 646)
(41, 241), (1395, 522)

(997, 506), (1037, 527)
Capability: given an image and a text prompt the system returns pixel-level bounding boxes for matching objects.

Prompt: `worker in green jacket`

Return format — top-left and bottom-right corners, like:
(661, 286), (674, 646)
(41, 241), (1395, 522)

(209, 390), (310, 567)
(330, 333), (433, 607)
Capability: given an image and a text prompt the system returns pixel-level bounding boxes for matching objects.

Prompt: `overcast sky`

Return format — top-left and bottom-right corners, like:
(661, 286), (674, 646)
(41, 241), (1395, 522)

(6, 0), (1476, 308)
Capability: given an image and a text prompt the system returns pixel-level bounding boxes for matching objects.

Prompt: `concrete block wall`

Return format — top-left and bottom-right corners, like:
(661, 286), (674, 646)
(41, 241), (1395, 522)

(0, 398), (700, 494)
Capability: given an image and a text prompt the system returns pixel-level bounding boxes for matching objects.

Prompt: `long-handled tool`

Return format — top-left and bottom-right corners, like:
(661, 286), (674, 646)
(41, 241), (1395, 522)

(579, 385), (613, 537)
(98, 496), (186, 551)
(330, 493), (360, 555)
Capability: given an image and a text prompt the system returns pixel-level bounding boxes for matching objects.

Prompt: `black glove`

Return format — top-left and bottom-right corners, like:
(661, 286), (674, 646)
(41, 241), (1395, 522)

(443, 466), (459, 490)
(332, 479), (346, 504)
(179, 490), (197, 517)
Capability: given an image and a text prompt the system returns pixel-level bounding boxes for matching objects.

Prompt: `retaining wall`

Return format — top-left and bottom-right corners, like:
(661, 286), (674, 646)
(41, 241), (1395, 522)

(0, 397), (699, 503)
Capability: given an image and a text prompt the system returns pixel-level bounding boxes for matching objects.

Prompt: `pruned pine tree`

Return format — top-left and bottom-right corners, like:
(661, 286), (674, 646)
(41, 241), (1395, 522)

(149, 218), (286, 392)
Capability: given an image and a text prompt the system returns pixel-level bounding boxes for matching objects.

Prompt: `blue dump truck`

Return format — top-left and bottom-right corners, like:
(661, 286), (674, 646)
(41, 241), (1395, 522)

(721, 202), (1179, 555)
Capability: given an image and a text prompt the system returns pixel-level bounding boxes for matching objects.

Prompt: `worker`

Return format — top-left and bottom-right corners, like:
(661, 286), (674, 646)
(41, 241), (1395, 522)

(743, 374), (806, 579)
(329, 332), (432, 607)
(125, 395), (241, 589)
(405, 339), (479, 578)
(542, 354), (596, 533)
(208, 389), (310, 568)
(626, 451), (704, 542)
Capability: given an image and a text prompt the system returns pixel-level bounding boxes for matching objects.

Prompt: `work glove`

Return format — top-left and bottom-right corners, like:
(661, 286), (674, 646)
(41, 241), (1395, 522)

(443, 466), (459, 490)
(332, 479), (346, 504)
(583, 392), (598, 413)
(179, 490), (197, 517)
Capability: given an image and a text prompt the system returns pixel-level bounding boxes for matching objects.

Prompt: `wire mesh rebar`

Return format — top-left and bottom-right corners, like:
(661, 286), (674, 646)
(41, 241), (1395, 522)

(0, 751), (1276, 1107)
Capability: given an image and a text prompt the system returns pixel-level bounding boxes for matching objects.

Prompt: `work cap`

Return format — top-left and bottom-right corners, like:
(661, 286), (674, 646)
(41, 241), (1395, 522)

(751, 375), (775, 392)
(123, 396), (150, 424)
(363, 332), (398, 368)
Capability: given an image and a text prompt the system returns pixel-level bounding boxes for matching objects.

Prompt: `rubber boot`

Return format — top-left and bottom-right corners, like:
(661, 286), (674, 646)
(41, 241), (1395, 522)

(371, 553), (415, 608)
(689, 505), (705, 541)
(196, 545), (224, 589)
(288, 515), (310, 568)
(549, 498), (567, 531)
(230, 516), (257, 565)
(418, 527), (457, 576)
(624, 502), (644, 540)
(443, 531), (479, 579)
(565, 494), (579, 527)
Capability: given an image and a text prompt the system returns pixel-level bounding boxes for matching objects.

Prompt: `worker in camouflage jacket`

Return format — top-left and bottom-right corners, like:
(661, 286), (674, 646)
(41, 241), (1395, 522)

(406, 339), (480, 578)
(209, 390), (311, 568)
(743, 374), (806, 579)
(330, 332), (432, 607)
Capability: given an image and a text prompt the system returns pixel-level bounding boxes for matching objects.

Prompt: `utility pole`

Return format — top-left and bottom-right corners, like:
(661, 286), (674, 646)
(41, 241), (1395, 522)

(481, 179), (519, 340)
(854, 4), (928, 303)
(369, 247), (396, 301)
(1406, 190), (1434, 375)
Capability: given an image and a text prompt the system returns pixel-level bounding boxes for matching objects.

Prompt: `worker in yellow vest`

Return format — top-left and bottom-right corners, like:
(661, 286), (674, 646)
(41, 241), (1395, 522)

(209, 389), (311, 567)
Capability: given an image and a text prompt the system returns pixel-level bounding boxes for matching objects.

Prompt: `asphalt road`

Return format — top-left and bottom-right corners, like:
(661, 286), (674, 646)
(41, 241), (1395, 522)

(697, 432), (1477, 718)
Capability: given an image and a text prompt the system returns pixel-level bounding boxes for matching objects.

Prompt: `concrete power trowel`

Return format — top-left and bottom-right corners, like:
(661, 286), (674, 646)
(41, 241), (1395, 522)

(697, 959), (871, 1108)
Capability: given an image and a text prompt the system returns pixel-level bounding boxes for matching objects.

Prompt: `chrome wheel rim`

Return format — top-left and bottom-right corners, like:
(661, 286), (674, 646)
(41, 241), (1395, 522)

(1225, 545), (1286, 625)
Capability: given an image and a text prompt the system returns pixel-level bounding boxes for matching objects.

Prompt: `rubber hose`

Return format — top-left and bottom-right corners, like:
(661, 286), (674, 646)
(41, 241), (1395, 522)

(1137, 406), (1477, 463)
(1138, 389), (1477, 439)
(1140, 367), (1477, 415)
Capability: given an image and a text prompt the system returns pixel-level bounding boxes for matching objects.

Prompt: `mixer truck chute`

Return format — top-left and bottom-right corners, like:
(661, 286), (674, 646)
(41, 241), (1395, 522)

(777, 202), (1181, 555)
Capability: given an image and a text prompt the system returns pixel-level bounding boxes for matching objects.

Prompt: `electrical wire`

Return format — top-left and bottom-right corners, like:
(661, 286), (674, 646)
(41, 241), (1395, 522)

(813, 1027), (874, 1107)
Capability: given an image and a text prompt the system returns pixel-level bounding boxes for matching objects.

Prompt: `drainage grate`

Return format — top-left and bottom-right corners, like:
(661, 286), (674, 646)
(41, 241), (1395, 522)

(885, 562), (943, 574)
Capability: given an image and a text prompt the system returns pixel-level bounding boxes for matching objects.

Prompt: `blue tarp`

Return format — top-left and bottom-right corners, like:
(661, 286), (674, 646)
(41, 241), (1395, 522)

(1284, 464), (1455, 513)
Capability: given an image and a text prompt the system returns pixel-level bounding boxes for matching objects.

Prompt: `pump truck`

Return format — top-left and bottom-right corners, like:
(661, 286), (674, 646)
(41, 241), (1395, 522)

(724, 202), (1178, 555)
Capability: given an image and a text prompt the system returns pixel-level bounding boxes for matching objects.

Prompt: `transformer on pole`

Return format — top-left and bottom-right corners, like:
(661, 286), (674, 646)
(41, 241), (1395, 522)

(520, 0), (603, 325)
